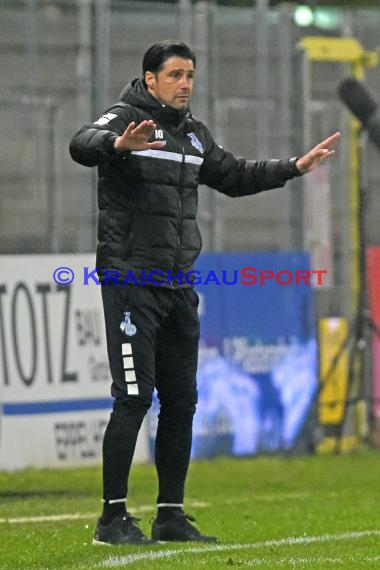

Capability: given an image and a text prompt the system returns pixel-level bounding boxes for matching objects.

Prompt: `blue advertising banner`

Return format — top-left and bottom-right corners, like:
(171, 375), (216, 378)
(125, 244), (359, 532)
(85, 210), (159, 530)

(149, 252), (318, 458)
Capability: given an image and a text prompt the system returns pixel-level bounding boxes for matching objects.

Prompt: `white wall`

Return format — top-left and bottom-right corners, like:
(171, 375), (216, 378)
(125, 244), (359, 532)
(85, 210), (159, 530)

(0, 255), (149, 470)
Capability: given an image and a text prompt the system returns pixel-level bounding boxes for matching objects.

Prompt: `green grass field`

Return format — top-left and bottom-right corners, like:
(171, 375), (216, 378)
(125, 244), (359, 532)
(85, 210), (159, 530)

(1, 450), (379, 569)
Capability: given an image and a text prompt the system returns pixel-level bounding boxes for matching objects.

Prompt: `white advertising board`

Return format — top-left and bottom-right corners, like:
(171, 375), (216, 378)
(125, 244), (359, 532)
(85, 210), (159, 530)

(0, 255), (149, 470)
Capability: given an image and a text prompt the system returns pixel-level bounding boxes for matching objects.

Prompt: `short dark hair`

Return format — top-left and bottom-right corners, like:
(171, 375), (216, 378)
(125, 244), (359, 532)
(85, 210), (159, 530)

(142, 40), (196, 76)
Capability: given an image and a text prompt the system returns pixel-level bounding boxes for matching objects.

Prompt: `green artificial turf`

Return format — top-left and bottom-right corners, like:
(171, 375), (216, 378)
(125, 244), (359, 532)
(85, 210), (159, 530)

(0, 450), (379, 569)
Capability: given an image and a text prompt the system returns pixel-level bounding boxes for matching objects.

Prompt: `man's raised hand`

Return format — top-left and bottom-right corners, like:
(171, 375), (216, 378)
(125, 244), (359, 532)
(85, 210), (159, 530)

(296, 132), (341, 174)
(114, 120), (166, 152)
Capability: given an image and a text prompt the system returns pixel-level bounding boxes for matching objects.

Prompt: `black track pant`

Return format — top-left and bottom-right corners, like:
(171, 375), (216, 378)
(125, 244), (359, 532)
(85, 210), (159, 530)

(101, 284), (199, 506)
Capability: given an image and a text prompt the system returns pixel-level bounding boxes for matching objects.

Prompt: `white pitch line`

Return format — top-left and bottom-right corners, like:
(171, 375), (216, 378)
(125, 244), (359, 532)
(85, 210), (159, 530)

(99, 529), (380, 567)
(244, 557), (343, 566)
(0, 501), (209, 525)
(243, 555), (380, 566)
(0, 513), (97, 524)
(224, 492), (310, 504)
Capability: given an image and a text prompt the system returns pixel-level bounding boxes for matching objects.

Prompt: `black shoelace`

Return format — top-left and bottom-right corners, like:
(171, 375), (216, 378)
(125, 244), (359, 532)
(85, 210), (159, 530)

(121, 514), (146, 537)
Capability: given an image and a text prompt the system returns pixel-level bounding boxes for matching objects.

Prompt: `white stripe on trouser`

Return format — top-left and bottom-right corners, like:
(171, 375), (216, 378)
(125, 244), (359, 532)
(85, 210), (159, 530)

(122, 343), (132, 356)
(157, 503), (184, 508)
(102, 498), (126, 504)
(121, 343), (139, 394)
(124, 370), (136, 383)
(123, 356), (134, 369)
(127, 384), (139, 395)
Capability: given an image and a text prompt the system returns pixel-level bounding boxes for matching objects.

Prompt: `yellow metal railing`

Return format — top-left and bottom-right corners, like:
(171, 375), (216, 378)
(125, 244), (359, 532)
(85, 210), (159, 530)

(300, 37), (378, 452)
(299, 36), (378, 314)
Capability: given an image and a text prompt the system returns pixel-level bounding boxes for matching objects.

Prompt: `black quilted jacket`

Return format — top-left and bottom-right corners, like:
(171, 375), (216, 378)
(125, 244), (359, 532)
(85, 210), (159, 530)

(69, 78), (301, 287)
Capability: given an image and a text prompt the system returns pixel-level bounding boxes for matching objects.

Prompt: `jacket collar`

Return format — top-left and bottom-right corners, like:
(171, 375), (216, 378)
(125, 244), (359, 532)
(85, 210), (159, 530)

(119, 78), (191, 131)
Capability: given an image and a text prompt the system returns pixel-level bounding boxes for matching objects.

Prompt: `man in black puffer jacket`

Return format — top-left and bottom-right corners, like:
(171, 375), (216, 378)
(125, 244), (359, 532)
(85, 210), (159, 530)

(69, 40), (340, 546)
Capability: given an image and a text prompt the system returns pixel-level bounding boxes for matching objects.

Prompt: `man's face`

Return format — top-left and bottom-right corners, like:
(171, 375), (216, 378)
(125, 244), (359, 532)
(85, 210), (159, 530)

(145, 57), (195, 110)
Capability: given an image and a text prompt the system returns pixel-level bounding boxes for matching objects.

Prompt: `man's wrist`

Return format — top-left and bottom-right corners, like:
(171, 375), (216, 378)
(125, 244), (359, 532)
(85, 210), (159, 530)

(289, 156), (304, 177)
(102, 133), (122, 158)
(113, 136), (123, 151)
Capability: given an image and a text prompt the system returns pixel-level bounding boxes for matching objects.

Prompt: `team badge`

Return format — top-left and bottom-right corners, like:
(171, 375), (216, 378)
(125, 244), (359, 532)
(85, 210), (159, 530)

(120, 311), (137, 337)
(187, 132), (204, 154)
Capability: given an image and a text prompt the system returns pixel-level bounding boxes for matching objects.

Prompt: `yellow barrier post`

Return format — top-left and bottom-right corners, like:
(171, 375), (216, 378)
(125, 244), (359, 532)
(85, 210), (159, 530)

(299, 37), (378, 451)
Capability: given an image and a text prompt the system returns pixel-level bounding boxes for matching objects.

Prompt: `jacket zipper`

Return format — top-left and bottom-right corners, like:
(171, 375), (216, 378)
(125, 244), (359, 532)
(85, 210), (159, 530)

(171, 146), (186, 287)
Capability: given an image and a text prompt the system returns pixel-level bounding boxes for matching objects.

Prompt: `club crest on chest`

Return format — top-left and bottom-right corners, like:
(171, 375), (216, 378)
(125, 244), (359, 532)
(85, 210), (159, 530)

(187, 132), (204, 154)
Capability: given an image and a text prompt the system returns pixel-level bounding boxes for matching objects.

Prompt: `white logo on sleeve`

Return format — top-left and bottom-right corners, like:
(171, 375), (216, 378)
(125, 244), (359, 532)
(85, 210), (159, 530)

(94, 113), (117, 126)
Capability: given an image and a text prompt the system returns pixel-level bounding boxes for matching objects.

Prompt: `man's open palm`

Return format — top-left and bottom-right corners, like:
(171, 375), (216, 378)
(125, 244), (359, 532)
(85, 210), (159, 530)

(296, 132), (341, 174)
(114, 120), (166, 152)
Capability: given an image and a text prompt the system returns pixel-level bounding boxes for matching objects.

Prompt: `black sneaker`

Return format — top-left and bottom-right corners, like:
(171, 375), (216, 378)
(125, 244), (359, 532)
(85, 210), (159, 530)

(151, 511), (218, 543)
(93, 513), (157, 546)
